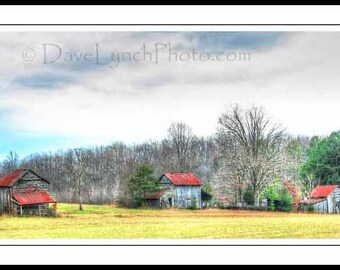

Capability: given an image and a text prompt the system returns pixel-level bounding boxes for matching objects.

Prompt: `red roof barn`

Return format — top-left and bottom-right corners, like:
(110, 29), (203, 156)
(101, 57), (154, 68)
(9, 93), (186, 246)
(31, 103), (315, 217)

(0, 169), (56, 216)
(301, 185), (340, 214)
(149, 172), (203, 209)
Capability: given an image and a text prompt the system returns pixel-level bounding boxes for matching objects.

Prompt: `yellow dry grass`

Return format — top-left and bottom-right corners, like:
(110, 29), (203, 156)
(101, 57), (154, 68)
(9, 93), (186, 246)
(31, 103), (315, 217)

(0, 204), (340, 239)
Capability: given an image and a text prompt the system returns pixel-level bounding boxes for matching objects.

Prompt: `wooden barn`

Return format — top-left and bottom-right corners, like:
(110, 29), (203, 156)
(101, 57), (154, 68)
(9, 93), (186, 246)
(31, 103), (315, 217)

(145, 172), (202, 209)
(0, 169), (57, 216)
(300, 185), (340, 214)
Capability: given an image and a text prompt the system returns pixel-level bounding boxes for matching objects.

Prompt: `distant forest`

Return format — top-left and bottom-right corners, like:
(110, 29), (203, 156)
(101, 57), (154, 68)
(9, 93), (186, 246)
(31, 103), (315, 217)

(0, 105), (338, 207)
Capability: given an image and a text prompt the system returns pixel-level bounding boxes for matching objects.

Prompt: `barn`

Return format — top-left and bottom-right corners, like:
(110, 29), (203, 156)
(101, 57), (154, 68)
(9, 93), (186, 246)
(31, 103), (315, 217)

(300, 185), (340, 214)
(145, 172), (202, 209)
(0, 169), (57, 216)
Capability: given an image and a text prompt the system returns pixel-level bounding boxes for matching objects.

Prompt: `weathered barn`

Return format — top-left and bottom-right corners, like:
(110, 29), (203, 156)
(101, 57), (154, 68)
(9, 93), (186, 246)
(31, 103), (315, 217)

(300, 185), (340, 214)
(145, 173), (202, 209)
(0, 169), (56, 216)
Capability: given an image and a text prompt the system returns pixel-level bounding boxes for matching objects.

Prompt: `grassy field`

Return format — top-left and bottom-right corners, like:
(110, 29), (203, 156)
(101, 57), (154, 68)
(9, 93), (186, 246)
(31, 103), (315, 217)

(1, 204), (340, 239)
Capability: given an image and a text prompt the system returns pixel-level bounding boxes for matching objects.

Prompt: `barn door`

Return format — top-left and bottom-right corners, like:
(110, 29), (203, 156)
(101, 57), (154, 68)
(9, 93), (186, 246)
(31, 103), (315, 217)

(168, 198), (173, 207)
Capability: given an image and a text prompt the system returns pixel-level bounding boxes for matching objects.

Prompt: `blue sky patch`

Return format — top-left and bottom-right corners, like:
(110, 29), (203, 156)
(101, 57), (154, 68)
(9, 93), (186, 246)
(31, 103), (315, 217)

(192, 32), (285, 52)
(12, 71), (75, 89)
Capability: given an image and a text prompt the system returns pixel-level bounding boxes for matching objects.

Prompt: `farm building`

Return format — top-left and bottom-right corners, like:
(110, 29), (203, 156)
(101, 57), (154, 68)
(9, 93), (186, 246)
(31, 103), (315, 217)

(0, 169), (56, 216)
(300, 185), (340, 214)
(144, 172), (202, 209)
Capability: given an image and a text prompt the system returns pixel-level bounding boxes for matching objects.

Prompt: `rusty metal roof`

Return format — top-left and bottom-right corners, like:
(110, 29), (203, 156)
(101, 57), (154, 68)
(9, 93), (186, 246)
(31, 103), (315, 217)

(310, 185), (338, 198)
(13, 192), (56, 206)
(164, 173), (202, 186)
(0, 169), (28, 187)
(0, 169), (49, 187)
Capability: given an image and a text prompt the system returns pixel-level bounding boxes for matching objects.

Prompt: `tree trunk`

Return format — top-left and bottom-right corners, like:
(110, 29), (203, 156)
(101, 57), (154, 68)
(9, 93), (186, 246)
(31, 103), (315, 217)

(254, 190), (260, 207)
(79, 192), (83, 211)
(78, 174), (83, 211)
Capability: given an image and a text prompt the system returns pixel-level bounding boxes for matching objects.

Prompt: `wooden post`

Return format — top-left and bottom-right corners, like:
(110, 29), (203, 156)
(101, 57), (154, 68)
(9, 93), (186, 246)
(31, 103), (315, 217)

(20, 206), (23, 216)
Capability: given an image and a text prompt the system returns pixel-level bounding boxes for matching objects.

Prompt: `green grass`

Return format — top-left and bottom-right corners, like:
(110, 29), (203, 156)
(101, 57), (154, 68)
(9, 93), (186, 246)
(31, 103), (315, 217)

(1, 204), (340, 239)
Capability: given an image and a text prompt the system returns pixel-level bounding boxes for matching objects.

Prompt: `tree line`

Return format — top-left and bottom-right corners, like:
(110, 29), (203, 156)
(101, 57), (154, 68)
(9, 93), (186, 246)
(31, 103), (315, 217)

(0, 105), (338, 209)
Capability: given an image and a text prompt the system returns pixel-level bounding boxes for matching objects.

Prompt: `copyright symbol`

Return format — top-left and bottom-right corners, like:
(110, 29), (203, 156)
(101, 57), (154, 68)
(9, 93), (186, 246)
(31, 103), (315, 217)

(23, 47), (37, 62)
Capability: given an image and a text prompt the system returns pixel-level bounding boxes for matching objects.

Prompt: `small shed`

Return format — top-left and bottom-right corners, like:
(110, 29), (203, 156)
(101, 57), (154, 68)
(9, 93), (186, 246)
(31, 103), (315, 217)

(145, 172), (202, 209)
(300, 185), (340, 214)
(0, 169), (57, 216)
(144, 190), (166, 208)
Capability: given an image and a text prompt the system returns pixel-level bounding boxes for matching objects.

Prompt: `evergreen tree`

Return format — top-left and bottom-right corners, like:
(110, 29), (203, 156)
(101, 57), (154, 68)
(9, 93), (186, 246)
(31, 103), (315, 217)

(128, 163), (159, 207)
(301, 131), (340, 185)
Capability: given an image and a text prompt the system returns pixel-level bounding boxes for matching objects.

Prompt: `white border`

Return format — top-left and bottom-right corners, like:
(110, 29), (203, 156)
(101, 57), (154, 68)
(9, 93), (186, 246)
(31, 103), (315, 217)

(2, 25), (340, 32)
(1, 5), (340, 265)
(0, 5), (340, 25)
(2, 239), (340, 245)
(2, 245), (340, 265)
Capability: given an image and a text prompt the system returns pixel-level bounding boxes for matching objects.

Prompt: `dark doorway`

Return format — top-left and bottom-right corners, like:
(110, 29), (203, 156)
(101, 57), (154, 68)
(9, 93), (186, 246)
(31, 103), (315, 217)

(168, 198), (173, 207)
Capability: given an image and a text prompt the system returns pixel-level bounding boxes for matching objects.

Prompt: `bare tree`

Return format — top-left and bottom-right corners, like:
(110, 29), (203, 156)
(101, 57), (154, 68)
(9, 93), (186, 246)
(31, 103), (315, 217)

(166, 122), (196, 172)
(213, 140), (248, 205)
(72, 149), (90, 211)
(300, 173), (320, 200)
(216, 105), (285, 206)
(0, 151), (19, 175)
(277, 136), (310, 199)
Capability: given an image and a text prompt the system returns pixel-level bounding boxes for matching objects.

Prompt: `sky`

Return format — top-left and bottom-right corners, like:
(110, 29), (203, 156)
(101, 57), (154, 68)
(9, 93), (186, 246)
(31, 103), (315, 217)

(0, 31), (340, 160)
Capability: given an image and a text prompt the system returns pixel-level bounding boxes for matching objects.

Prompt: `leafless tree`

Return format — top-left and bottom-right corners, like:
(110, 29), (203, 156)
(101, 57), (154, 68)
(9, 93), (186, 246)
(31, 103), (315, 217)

(72, 149), (90, 211)
(216, 105), (285, 206)
(166, 122), (196, 172)
(0, 151), (19, 174)
(277, 136), (310, 197)
(213, 138), (248, 204)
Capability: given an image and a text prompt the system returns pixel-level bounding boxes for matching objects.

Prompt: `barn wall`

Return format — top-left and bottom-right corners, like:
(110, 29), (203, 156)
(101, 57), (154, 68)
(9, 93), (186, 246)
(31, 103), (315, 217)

(160, 188), (175, 207)
(160, 176), (172, 186)
(328, 187), (340, 214)
(0, 188), (12, 214)
(13, 179), (49, 193)
(174, 186), (201, 209)
(313, 200), (328, 214)
(15, 204), (49, 216)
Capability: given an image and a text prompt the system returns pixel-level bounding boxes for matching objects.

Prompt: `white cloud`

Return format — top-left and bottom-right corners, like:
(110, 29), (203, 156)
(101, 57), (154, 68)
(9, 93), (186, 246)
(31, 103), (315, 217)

(0, 31), (340, 147)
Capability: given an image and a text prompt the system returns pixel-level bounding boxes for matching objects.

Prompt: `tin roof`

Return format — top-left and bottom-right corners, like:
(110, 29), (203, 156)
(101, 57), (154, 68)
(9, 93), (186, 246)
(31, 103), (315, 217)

(0, 169), (28, 187)
(0, 169), (49, 187)
(13, 192), (55, 206)
(164, 173), (202, 186)
(310, 185), (338, 198)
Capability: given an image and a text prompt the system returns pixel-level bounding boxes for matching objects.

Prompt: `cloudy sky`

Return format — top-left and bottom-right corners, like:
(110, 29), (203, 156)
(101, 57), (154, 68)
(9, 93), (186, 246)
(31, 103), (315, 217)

(0, 31), (339, 159)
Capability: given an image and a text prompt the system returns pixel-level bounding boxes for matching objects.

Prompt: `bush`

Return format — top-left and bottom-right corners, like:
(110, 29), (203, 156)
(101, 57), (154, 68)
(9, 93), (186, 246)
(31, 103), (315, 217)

(281, 189), (293, 212)
(262, 180), (293, 212)
(268, 200), (275, 211)
(243, 189), (255, 205)
(306, 204), (315, 213)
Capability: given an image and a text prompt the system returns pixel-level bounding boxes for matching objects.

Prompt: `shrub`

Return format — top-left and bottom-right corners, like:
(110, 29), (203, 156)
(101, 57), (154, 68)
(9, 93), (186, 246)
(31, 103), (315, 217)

(262, 180), (293, 212)
(306, 204), (315, 213)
